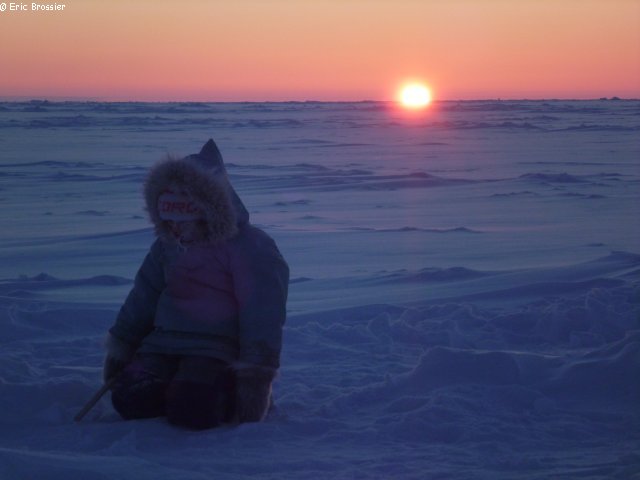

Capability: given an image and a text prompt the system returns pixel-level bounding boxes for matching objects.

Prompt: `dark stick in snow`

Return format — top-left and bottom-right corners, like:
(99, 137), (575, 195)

(74, 378), (117, 422)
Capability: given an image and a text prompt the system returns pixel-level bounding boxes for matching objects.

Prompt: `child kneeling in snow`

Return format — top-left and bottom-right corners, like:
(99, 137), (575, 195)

(103, 139), (289, 430)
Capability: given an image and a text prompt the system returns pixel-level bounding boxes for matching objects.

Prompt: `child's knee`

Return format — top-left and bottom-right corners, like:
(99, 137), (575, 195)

(110, 363), (168, 420)
(166, 375), (235, 430)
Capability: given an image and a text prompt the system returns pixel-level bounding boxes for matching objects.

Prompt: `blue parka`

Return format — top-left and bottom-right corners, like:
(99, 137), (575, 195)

(109, 140), (289, 369)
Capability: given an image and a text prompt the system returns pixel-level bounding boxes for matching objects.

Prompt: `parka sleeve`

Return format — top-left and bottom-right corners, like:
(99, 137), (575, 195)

(229, 227), (289, 369)
(109, 239), (166, 347)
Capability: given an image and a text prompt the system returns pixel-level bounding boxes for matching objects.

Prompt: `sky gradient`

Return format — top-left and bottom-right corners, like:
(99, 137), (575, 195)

(1, 0), (639, 101)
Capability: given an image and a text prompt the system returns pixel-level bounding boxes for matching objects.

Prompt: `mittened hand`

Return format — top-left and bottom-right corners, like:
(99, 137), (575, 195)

(103, 356), (127, 382)
(234, 366), (276, 423)
(103, 334), (136, 382)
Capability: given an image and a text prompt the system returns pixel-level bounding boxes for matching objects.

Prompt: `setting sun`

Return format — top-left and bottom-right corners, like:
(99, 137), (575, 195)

(399, 83), (432, 109)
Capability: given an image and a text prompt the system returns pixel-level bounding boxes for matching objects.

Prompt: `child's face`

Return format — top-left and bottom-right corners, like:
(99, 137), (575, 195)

(165, 219), (206, 245)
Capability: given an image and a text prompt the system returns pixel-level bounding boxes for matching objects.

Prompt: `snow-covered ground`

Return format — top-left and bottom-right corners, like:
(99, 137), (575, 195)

(1, 100), (639, 479)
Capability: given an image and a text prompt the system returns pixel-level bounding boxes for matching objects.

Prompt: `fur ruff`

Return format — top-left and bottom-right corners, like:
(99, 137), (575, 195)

(144, 156), (239, 243)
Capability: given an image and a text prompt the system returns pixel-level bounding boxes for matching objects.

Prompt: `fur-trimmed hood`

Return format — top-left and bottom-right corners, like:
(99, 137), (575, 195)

(144, 139), (249, 243)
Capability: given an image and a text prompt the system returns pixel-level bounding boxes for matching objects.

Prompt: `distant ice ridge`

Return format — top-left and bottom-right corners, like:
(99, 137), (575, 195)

(2, 99), (639, 131)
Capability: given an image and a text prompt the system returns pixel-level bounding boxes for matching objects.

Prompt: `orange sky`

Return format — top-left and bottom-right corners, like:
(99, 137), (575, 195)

(1, 0), (639, 101)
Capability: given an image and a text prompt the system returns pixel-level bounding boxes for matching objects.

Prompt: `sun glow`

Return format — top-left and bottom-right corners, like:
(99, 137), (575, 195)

(399, 83), (432, 109)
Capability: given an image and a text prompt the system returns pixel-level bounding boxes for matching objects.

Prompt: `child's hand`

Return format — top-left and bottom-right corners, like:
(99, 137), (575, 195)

(103, 334), (136, 382)
(103, 355), (129, 382)
(235, 366), (275, 423)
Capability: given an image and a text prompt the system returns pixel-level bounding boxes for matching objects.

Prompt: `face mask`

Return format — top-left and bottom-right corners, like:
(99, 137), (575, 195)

(165, 219), (206, 247)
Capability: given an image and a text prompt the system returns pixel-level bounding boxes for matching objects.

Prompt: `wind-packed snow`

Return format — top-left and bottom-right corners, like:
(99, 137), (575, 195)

(1, 100), (639, 479)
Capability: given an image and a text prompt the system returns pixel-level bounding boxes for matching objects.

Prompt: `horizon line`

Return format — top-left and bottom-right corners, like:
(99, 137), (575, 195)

(0, 96), (637, 103)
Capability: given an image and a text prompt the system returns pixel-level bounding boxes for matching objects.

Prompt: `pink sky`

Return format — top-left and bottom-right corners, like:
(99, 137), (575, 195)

(1, 0), (639, 101)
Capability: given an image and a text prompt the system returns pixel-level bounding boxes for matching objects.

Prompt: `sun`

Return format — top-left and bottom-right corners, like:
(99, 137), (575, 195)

(399, 83), (432, 109)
